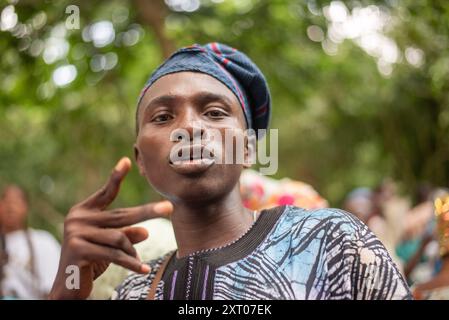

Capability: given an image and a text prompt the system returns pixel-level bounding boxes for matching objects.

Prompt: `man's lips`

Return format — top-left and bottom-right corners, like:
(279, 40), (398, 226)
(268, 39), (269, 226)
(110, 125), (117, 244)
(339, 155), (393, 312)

(168, 144), (216, 175)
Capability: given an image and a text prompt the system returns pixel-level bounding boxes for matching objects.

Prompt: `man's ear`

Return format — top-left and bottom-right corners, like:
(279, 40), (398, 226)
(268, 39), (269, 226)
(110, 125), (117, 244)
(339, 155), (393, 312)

(134, 144), (145, 176)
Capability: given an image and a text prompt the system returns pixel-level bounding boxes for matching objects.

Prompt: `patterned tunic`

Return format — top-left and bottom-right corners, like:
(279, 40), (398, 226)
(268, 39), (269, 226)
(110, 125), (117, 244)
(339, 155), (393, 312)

(112, 205), (412, 300)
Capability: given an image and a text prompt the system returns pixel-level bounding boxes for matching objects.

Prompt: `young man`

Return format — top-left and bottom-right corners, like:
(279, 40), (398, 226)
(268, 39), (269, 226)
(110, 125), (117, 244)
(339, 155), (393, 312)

(49, 43), (411, 300)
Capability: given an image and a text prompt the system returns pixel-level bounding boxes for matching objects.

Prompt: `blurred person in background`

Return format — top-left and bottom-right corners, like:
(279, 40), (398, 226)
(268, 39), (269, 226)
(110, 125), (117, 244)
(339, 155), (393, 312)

(240, 169), (328, 211)
(0, 225), (6, 298)
(412, 193), (449, 299)
(343, 187), (374, 224)
(0, 185), (61, 299)
(371, 180), (410, 274)
(343, 181), (408, 274)
(401, 188), (448, 287)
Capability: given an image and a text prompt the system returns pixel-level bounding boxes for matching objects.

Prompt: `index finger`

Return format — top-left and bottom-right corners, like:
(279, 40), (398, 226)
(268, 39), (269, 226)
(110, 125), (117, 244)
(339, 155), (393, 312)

(92, 201), (174, 228)
(80, 157), (132, 210)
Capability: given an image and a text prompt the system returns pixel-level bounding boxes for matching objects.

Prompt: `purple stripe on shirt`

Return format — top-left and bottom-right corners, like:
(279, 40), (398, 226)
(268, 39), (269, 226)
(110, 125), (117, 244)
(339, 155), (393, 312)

(170, 270), (178, 300)
(201, 265), (210, 300)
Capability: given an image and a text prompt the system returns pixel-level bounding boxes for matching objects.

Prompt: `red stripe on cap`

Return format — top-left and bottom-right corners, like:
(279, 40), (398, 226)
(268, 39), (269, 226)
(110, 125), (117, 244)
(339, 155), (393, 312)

(211, 60), (247, 112)
(211, 42), (221, 55)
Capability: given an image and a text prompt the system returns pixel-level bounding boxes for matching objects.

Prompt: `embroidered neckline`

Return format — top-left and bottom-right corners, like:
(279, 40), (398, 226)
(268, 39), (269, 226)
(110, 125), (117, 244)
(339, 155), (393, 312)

(174, 209), (262, 260)
(165, 205), (286, 269)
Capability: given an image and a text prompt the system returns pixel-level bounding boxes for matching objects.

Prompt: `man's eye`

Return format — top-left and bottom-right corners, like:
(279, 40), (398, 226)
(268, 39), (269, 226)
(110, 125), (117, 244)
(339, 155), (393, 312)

(205, 109), (227, 118)
(152, 114), (172, 123)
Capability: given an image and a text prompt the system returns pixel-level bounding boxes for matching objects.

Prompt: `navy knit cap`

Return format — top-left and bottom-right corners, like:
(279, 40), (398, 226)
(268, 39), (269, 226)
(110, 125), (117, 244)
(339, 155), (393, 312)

(137, 42), (271, 139)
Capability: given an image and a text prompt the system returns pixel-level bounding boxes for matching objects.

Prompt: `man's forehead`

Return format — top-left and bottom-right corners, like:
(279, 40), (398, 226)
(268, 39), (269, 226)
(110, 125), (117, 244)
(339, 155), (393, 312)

(141, 72), (238, 103)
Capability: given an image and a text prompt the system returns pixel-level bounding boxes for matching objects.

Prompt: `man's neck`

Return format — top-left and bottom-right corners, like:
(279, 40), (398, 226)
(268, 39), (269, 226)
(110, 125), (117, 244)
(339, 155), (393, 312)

(170, 186), (254, 258)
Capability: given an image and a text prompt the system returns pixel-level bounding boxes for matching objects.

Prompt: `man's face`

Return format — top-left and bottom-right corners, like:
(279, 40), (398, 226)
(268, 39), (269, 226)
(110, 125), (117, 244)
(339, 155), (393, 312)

(0, 186), (28, 232)
(135, 72), (251, 204)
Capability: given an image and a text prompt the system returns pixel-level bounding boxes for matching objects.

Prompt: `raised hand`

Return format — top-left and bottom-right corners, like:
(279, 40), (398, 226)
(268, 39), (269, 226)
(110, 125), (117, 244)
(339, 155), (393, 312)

(48, 157), (173, 299)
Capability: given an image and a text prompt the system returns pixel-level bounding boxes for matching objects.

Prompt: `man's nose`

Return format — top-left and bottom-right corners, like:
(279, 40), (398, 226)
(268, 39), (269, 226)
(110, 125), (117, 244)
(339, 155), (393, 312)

(172, 110), (206, 143)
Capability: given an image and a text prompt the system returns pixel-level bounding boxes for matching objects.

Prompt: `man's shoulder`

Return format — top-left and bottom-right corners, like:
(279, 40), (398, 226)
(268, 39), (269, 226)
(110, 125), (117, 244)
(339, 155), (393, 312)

(280, 205), (366, 235)
(260, 205), (369, 258)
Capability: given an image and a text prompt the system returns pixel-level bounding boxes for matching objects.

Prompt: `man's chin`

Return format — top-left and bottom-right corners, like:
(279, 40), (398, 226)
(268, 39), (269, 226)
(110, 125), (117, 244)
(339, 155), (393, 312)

(167, 180), (235, 206)
(146, 164), (242, 204)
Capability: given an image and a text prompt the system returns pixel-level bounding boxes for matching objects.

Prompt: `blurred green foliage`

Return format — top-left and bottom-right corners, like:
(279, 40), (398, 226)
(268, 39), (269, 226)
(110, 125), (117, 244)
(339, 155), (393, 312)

(1, 0), (448, 236)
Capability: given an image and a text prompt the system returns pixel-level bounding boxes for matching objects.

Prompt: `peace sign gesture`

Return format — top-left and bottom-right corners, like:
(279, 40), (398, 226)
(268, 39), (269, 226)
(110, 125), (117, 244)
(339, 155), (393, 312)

(48, 157), (173, 300)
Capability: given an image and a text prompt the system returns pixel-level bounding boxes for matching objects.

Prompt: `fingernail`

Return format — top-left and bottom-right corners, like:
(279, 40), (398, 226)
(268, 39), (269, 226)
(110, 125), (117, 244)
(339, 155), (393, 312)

(141, 264), (151, 273)
(153, 201), (173, 215)
(115, 157), (131, 172)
